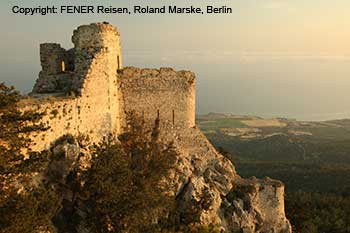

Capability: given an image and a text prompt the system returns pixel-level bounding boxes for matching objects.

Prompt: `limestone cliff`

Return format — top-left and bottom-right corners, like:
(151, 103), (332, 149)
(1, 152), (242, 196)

(45, 127), (291, 233)
(160, 127), (292, 232)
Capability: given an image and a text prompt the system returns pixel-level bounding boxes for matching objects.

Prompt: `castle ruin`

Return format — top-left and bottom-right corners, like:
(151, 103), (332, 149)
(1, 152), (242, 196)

(20, 22), (291, 232)
(24, 22), (195, 152)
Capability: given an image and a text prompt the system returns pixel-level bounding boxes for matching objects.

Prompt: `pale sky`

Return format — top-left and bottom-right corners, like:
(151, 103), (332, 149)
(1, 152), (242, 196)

(1, 0), (350, 120)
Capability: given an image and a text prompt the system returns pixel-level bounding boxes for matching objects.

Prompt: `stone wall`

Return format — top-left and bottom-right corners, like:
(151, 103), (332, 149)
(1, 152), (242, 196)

(70, 22), (122, 133)
(32, 44), (73, 93)
(40, 43), (66, 75)
(32, 72), (74, 94)
(25, 22), (123, 152)
(72, 23), (122, 95)
(118, 67), (196, 131)
(29, 23), (196, 151)
(19, 94), (117, 152)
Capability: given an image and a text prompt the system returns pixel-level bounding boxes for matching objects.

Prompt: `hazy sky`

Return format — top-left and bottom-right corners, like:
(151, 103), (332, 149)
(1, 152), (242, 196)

(1, 0), (350, 120)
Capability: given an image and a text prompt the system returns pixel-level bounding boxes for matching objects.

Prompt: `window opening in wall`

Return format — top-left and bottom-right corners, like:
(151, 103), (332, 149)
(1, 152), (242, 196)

(157, 110), (160, 119)
(61, 60), (65, 72)
(172, 110), (175, 125)
(117, 55), (120, 69)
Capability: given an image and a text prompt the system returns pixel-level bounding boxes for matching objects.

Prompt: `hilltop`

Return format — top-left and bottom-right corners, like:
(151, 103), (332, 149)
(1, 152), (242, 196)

(0, 23), (291, 233)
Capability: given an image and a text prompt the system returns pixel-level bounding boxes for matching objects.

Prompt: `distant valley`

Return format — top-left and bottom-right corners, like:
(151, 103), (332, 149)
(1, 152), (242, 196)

(198, 113), (350, 231)
(197, 113), (350, 193)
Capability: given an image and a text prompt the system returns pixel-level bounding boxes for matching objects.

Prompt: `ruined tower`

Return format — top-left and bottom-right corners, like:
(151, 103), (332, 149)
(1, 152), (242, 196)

(27, 23), (123, 151)
(71, 22), (122, 95)
(70, 22), (122, 133)
(26, 22), (195, 151)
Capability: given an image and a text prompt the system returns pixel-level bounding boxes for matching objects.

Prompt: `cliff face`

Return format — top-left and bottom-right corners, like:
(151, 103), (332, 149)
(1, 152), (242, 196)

(46, 127), (291, 233)
(159, 127), (292, 232)
(42, 126), (291, 233)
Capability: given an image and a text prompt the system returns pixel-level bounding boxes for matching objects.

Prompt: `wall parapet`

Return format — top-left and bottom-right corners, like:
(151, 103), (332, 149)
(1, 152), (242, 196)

(119, 67), (196, 131)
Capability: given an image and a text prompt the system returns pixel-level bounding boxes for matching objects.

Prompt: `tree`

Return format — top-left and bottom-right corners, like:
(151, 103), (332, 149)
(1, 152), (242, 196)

(81, 113), (220, 232)
(0, 83), (47, 173)
(0, 83), (60, 233)
(81, 113), (178, 232)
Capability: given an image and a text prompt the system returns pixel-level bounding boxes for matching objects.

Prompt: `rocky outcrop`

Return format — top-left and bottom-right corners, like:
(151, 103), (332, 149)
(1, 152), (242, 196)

(222, 178), (292, 233)
(24, 128), (291, 233)
(159, 127), (292, 232)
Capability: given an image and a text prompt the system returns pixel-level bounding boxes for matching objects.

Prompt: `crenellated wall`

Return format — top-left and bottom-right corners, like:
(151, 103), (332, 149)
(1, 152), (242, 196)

(118, 67), (196, 131)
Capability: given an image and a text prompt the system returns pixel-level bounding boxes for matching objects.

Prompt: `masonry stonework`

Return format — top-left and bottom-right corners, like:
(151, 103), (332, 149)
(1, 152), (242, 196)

(24, 22), (194, 151)
(40, 43), (66, 75)
(119, 67), (196, 130)
(26, 22), (124, 151)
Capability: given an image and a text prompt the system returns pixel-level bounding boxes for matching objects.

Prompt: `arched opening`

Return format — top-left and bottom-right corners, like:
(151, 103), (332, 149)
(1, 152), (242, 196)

(61, 60), (65, 72)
